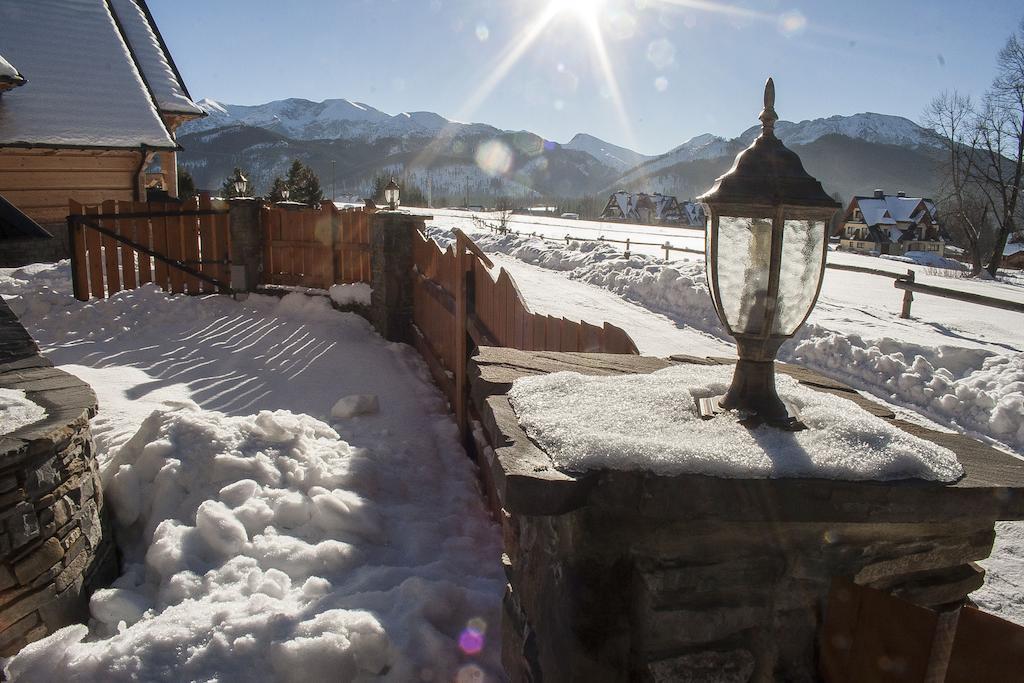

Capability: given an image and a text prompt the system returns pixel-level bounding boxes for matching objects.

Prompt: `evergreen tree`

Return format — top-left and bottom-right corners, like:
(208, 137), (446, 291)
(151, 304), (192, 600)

(177, 168), (196, 199)
(284, 160), (323, 205)
(220, 167), (252, 199)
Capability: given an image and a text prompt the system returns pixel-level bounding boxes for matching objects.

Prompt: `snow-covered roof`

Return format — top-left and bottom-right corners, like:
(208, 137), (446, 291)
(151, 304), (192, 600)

(108, 0), (203, 117)
(851, 194), (935, 228)
(0, 0), (176, 150)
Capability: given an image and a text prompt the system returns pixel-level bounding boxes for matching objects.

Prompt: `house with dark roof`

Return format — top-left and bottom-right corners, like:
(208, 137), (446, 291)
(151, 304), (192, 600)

(0, 0), (203, 266)
(600, 191), (705, 227)
(838, 190), (944, 257)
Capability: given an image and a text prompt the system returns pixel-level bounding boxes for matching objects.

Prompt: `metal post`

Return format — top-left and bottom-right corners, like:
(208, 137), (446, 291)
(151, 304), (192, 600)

(901, 269), (915, 319)
(625, 237), (631, 258)
(664, 243), (670, 261)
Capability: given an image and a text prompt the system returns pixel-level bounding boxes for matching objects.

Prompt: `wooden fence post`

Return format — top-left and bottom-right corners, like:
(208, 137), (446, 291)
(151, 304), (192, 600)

(455, 231), (469, 439)
(901, 269), (915, 319)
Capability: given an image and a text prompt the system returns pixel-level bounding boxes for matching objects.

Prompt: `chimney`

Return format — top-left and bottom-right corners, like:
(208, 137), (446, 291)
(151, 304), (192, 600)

(874, 189), (885, 199)
(897, 191), (906, 198)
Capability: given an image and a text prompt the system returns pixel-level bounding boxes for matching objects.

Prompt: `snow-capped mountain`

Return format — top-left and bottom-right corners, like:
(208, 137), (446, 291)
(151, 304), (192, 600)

(178, 96), (944, 204)
(562, 133), (652, 172)
(187, 97), (501, 142)
(738, 112), (941, 149)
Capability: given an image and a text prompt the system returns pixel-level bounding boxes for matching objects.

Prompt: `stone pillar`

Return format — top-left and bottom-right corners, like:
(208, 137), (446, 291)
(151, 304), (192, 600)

(369, 211), (425, 343)
(467, 348), (1024, 683)
(228, 198), (262, 293)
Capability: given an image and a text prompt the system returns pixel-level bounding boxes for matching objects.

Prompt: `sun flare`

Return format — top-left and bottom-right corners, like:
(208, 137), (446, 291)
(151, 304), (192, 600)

(551, 0), (607, 20)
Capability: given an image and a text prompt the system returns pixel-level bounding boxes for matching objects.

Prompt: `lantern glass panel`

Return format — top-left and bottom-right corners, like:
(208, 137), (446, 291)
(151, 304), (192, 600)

(713, 215), (774, 334)
(771, 219), (825, 336)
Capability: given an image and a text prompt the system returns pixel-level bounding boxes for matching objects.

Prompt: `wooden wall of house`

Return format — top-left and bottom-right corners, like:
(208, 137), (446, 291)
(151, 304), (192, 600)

(0, 148), (143, 227)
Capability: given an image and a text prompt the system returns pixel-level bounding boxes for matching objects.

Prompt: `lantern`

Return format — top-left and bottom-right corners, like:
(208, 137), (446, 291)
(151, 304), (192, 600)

(697, 78), (840, 428)
(280, 187), (290, 202)
(384, 177), (400, 210)
(230, 168), (249, 197)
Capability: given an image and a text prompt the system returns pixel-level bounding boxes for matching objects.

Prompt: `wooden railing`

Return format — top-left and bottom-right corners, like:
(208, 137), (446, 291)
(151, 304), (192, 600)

(412, 228), (638, 435)
(262, 202), (370, 289)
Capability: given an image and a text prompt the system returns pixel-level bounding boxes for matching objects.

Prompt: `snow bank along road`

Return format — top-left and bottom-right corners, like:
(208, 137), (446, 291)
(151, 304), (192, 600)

(0, 263), (503, 681)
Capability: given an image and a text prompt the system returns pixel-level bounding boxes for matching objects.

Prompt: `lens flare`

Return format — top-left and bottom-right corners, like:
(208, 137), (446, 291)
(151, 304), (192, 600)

(458, 617), (488, 655)
(475, 140), (514, 177)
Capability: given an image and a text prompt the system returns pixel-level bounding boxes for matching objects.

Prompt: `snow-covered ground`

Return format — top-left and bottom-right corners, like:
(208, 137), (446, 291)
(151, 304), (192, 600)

(419, 211), (1024, 626)
(0, 263), (502, 681)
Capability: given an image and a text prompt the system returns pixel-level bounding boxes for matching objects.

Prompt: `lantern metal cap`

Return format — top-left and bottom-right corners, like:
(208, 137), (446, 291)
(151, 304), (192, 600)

(698, 78), (840, 210)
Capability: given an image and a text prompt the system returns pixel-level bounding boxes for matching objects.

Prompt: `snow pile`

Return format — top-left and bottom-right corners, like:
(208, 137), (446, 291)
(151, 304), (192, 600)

(0, 388), (45, 434)
(329, 282), (372, 307)
(509, 365), (963, 481)
(880, 251), (967, 270)
(0, 262), (504, 681)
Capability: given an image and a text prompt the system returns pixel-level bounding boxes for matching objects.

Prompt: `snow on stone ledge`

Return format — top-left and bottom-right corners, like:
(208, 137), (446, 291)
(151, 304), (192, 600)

(0, 388), (45, 434)
(509, 365), (964, 482)
(329, 283), (371, 307)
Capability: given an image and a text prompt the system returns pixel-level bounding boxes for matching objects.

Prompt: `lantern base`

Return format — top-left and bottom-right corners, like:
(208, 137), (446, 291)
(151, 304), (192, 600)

(697, 358), (807, 431)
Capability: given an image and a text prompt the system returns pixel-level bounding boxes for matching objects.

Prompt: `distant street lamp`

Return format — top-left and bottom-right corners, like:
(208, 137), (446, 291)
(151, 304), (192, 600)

(384, 177), (400, 210)
(697, 78), (840, 429)
(280, 187), (290, 202)
(231, 168), (249, 197)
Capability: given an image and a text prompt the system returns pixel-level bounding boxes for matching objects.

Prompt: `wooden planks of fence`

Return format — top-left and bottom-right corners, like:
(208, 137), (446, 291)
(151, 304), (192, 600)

(67, 196), (231, 301)
(821, 579), (1024, 683)
(261, 202), (371, 289)
(411, 227), (639, 436)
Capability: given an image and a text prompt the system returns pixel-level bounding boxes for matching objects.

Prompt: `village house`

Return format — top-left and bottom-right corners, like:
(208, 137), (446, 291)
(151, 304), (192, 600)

(600, 190), (705, 226)
(838, 189), (944, 257)
(0, 0), (204, 266)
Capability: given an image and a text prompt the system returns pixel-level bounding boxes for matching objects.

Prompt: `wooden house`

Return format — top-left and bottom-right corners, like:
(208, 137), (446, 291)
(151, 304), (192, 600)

(839, 190), (944, 257)
(0, 0), (203, 265)
(600, 191), (704, 226)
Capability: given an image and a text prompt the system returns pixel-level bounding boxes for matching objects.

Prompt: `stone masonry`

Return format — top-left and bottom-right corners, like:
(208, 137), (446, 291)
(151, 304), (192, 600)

(0, 297), (116, 655)
(370, 211), (428, 344)
(468, 347), (1024, 682)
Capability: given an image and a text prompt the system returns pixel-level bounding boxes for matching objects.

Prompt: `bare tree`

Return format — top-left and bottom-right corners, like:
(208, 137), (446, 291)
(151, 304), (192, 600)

(925, 91), (989, 274)
(977, 19), (1024, 275)
(926, 19), (1024, 277)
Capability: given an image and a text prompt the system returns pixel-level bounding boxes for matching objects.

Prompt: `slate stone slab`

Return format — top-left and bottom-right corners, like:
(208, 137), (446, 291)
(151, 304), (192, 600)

(469, 347), (1024, 521)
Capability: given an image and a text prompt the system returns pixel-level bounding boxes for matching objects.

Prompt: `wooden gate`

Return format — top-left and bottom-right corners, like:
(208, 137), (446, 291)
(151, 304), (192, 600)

(67, 196), (231, 301)
(261, 202), (370, 289)
(412, 228), (638, 435)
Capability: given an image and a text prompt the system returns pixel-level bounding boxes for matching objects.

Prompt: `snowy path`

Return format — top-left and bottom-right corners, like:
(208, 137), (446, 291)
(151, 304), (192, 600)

(490, 254), (733, 358)
(0, 264), (503, 682)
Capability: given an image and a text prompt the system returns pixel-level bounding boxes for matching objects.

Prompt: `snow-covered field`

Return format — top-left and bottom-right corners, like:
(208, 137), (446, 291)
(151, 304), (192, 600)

(0, 264), (502, 681)
(419, 210), (1024, 625)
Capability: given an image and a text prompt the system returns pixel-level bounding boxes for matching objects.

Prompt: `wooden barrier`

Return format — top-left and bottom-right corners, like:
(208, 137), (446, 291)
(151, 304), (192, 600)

(261, 202), (371, 289)
(411, 227), (639, 436)
(67, 196), (231, 301)
(895, 268), (1024, 317)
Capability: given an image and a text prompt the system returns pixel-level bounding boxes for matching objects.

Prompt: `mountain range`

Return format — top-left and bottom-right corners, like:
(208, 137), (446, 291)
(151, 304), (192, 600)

(177, 97), (944, 206)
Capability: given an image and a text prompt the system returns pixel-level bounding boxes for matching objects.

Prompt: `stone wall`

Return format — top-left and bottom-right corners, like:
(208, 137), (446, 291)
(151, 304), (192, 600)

(0, 297), (116, 655)
(469, 348), (1024, 682)
(0, 228), (69, 268)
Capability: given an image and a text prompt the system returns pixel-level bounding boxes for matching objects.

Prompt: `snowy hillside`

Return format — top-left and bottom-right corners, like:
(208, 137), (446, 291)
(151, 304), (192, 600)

(738, 112), (941, 149)
(562, 133), (651, 172)
(187, 97), (501, 142)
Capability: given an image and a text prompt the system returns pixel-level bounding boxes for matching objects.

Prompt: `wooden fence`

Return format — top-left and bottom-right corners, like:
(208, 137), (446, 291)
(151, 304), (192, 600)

(67, 196), (230, 301)
(262, 202), (370, 289)
(821, 579), (1024, 682)
(412, 228), (638, 434)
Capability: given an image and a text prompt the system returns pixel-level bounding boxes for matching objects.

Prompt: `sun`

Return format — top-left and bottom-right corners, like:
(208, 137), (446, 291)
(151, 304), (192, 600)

(551, 0), (607, 20)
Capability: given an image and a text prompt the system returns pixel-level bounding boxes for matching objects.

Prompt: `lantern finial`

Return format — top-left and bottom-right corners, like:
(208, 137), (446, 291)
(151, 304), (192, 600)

(759, 77), (777, 137)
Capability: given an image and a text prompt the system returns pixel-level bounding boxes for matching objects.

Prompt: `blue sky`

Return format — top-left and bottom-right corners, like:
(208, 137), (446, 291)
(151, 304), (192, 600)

(150, 0), (1022, 155)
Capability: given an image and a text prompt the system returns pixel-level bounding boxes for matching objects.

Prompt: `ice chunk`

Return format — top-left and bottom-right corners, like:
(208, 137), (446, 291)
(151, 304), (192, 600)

(331, 394), (380, 419)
